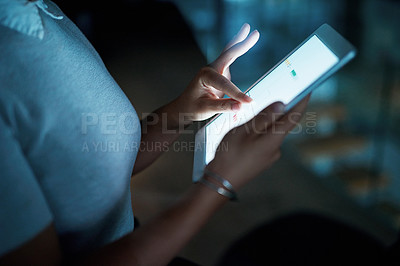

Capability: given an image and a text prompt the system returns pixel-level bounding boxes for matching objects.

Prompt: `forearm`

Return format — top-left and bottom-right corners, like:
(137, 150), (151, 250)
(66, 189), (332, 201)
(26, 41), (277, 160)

(83, 183), (228, 266)
(133, 97), (191, 175)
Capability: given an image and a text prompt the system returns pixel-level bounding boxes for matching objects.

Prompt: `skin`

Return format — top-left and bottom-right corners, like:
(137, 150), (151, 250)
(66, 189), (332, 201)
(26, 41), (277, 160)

(133, 24), (259, 174)
(0, 24), (310, 265)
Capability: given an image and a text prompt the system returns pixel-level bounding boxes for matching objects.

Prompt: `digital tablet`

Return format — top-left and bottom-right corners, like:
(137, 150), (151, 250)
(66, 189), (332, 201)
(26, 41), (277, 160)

(192, 24), (356, 182)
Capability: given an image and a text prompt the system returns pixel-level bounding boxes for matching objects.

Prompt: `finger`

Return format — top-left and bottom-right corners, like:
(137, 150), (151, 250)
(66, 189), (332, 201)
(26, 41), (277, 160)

(242, 102), (285, 134)
(222, 23), (251, 52)
(222, 67), (231, 80)
(211, 30), (260, 75)
(198, 98), (242, 113)
(201, 68), (252, 103)
(219, 23), (251, 80)
(272, 95), (311, 139)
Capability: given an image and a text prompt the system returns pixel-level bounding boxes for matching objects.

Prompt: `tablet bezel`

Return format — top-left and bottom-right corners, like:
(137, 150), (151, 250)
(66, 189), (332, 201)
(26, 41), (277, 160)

(192, 23), (356, 182)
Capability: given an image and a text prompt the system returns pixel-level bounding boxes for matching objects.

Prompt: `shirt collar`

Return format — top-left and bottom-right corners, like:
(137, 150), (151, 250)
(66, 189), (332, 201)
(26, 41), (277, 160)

(0, 0), (63, 40)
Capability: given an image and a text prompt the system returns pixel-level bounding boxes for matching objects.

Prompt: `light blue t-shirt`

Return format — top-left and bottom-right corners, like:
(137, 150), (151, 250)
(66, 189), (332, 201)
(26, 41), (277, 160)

(0, 0), (141, 256)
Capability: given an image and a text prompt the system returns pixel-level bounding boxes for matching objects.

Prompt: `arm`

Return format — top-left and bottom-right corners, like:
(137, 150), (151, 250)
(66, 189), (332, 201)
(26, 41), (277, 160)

(1, 97), (309, 266)
(1, 183), (227, 266)
(85, 183), (228, 265)
(132, 24), (259, 175)
(1, 23), (310, 265)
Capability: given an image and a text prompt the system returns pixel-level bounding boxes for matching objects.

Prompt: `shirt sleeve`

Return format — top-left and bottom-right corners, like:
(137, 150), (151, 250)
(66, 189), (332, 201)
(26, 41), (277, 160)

(0, 115), (53, 256)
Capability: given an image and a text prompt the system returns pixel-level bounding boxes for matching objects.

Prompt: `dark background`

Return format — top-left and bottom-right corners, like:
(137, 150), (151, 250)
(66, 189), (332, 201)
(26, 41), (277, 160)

(53, 0), (400, 264)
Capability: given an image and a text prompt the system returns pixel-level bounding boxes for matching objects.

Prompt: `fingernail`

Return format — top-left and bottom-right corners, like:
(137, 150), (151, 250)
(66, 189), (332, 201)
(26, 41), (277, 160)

(232, 102), (241, 111)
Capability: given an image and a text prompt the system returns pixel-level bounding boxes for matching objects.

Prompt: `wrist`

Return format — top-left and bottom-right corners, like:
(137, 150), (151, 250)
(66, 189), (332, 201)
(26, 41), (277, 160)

(190, 181), (230, 207)
(201, 169), (238, 201)
(206, 159), (245, 191)
(164, 97), (194, 130)
(153, 97), (193, 132)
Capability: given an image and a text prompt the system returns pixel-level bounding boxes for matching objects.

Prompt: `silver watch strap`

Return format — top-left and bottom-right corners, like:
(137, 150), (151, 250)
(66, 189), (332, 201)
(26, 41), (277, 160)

(204, 168), (235, 193)
(199, 177), (237, 201)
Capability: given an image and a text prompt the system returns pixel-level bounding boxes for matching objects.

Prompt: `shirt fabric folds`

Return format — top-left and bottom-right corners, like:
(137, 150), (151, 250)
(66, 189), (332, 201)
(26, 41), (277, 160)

(0, 0), (141, 256)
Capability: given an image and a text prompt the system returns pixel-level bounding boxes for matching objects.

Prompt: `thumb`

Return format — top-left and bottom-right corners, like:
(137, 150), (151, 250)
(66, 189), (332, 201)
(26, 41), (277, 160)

(199, 98), (242, 113)
(244, 102), (285, 134)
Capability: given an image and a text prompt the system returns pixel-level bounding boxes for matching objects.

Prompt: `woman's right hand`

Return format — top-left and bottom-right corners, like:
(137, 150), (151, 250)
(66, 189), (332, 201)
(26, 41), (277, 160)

(206, 96), (310, 190)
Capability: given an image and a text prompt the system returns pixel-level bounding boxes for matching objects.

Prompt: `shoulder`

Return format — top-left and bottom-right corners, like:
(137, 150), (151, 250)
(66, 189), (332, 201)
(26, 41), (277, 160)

(0, 0), (66, 84)
(0, 0), (63, 40)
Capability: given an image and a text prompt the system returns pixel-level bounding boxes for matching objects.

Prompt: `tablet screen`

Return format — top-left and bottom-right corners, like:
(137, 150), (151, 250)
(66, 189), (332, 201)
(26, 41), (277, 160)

(205, 35), (339, 164)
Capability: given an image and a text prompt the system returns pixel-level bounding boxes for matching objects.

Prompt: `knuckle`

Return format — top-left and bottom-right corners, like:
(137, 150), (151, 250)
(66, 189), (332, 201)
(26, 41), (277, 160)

(198, 67), (210, 79)
(200, 66), (212, 75)
(220, 101), (229, 110)
(220, 77), (231, 89)
(198, 67), (214, 87)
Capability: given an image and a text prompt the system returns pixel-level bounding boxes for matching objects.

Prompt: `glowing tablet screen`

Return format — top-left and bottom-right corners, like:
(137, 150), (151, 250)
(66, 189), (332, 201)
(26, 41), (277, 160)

(205, 35), (339, 164)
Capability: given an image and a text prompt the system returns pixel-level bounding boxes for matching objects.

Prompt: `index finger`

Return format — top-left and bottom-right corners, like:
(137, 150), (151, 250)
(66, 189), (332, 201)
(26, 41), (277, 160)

(211, 30), (260, 75)
(222, 23), (251, 52)
(201, 68), (252, 103)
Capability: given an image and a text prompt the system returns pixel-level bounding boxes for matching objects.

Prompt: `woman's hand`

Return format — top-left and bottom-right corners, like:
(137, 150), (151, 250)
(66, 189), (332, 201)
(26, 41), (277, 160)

(173, 23), (260, 121)
(206, 96), (310, 190)
(134, 24), (258, 174)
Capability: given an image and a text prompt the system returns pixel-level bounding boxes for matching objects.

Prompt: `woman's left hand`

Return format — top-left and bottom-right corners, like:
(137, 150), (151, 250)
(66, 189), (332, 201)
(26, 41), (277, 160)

(174, 23), (260, 122)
